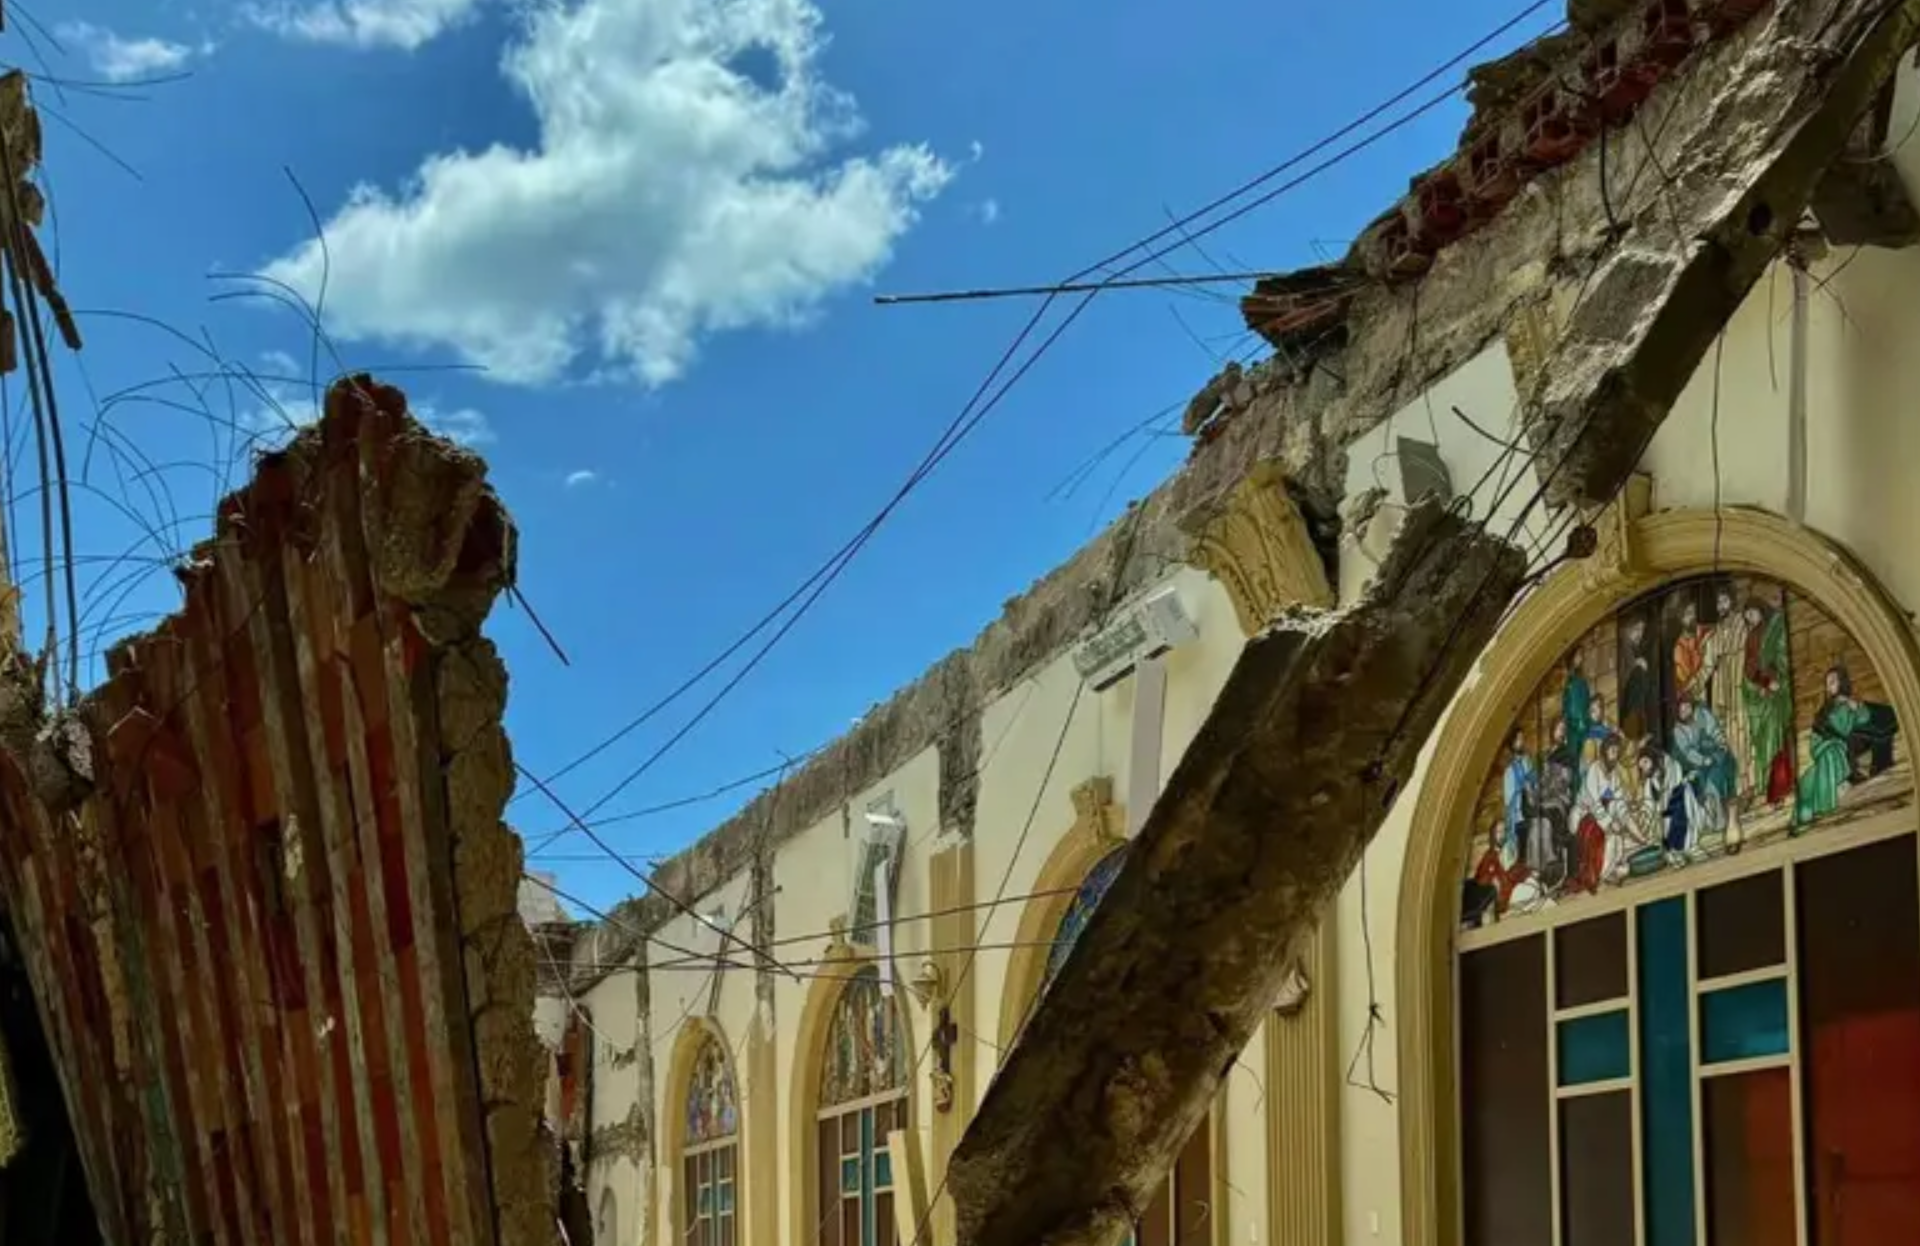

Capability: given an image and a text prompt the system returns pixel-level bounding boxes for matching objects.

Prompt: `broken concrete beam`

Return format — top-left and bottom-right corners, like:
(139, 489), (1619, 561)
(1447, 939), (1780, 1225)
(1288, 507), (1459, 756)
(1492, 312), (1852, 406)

(947, 500), (1527, 1246)
(1811, 156), (1920, 248)
(1809, 78), (1920, 248)
(1526, 0), (1920, 512)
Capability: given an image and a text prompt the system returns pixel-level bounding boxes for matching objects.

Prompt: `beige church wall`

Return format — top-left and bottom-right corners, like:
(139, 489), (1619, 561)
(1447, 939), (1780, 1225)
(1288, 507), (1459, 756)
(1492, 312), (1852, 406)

(1641, 242), (1920, 616)
(1643, 56), (1920, 613)
(971, 567), (1245, 1068)
(767, 745), (942, 1246)
(575, 55), (1920, 1238)
(970, 612), (1139, 1077)
(1331, 340), (1529, 1246)
(574, 931), (654, 1246)
(1156, 570), (1258, 787)
(1219, 1034), (1272, 1244)
(643, 868), (754, 1246)
(1157, 572), (1272, 1245)
(1335, 339), (1548, 610)
(591, 1157), (642, 1246)
(965, 566), (1265, 1245)
(1323, 106), (1920, 1242)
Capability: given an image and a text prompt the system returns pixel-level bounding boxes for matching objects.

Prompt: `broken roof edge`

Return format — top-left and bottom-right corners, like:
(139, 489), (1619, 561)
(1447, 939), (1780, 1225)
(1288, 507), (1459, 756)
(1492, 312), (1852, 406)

(1239, 0), (1775, 352)
(568, 0), (1800, 972)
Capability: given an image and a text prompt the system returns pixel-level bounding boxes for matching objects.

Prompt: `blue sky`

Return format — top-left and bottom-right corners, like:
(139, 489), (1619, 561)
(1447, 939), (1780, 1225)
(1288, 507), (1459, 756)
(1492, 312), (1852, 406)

(28, 0), (1552, 914)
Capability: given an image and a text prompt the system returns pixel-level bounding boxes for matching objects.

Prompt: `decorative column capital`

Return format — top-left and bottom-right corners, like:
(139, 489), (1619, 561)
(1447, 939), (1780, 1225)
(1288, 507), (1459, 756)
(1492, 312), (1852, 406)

(1183, 461), (1335, 636)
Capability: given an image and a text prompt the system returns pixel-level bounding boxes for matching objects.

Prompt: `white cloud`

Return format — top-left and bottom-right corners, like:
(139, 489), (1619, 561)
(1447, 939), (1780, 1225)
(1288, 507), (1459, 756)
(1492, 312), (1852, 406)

(976, 198), (1000, 226)
(260, 0), (954, 388)
(968, 139), (984, 163)
(258, 348), (303, 377)
(417, 404), (495, 446)
(564, 469), (598, 488)
(236, 385), (320, 449)
(57, 22), (197, 81)
(243, 0), (483, 50)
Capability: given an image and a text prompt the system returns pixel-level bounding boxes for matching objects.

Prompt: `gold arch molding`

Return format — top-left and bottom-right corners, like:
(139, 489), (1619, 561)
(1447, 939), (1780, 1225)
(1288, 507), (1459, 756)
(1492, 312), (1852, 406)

(1393, 505), (1920, 1246)
(996, 775), (1128, 1052)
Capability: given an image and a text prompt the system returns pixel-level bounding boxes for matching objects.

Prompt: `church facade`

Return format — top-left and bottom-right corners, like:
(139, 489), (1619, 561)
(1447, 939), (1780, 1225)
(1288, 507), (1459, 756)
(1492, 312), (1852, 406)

(539, 21), (1920, 1246)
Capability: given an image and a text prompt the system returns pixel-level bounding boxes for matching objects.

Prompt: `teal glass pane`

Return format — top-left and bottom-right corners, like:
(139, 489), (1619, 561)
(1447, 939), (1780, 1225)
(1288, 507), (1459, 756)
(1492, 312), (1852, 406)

(859, 1108), (877, 1246)
(698, 1186), (713, 1214)
(718, 1181), (734, 1212)
(1701, 978), (1790, 1064)
(1638, 898), (1696, 1246)
(874, 1148), (893, 1190)
(1557, 1009), (1631, 1086)
(840, 1156), (860, 1193)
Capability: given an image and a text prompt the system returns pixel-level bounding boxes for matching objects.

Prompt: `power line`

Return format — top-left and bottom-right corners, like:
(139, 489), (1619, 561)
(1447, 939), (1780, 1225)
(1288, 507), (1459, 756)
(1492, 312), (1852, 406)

(512, 784), (803, 981)
(895, 35), (1719, 1246)
(518, 68), (1520, 854)
(646, 883), (1085, 968)
(510, 0), (1562, 844)
(565, 938), (1071, 975)
(873, 268), (1318, 306)
(520, 749), (823, 857)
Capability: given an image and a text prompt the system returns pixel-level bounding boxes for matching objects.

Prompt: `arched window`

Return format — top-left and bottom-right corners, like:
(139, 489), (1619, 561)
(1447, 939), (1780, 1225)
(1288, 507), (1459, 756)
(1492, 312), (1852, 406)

(1047, 846), (1213, 1246)
(683, 1033), (739, 1246)
(1044, 844), (1129, 989)
(1455, 572), (1920, 1246)
(818, 965), (908, 1246)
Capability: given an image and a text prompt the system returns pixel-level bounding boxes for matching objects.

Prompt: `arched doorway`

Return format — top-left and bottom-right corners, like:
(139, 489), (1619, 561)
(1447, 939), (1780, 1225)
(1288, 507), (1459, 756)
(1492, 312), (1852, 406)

(816, 965), (909, 1246)
(1395, 510), (1920, 1246)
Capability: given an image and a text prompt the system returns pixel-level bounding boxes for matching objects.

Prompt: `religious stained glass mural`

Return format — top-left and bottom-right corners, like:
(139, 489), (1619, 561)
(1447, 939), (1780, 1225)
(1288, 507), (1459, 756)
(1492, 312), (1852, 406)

(1043, 845), (1128, 989)
(1455, 575), (1920, 1245)
(1460, 574), (1910, 931)
(685, 1033), (739, 1147)
(821, 965), (908, 1110)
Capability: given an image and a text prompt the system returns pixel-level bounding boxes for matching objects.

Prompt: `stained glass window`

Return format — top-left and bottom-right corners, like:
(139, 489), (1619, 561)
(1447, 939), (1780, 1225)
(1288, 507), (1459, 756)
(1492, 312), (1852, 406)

(1455, 573), (1920, 1246)
(1460, 574), (1909, 931)
(818, 966), (908, 1246)
(1044, 845), (1128, 990)
(821, 966), (908, 1111)
(685, 1034), (739, 1147)
(683, 1033), (739, 1246)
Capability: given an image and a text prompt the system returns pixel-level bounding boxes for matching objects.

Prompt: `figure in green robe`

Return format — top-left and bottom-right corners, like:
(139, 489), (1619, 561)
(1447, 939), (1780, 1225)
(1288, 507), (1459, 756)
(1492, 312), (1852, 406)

(1561, 651), (1592, 770)
(1796, 665), (1901, 827)
(1740, 598), (1795, 806)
